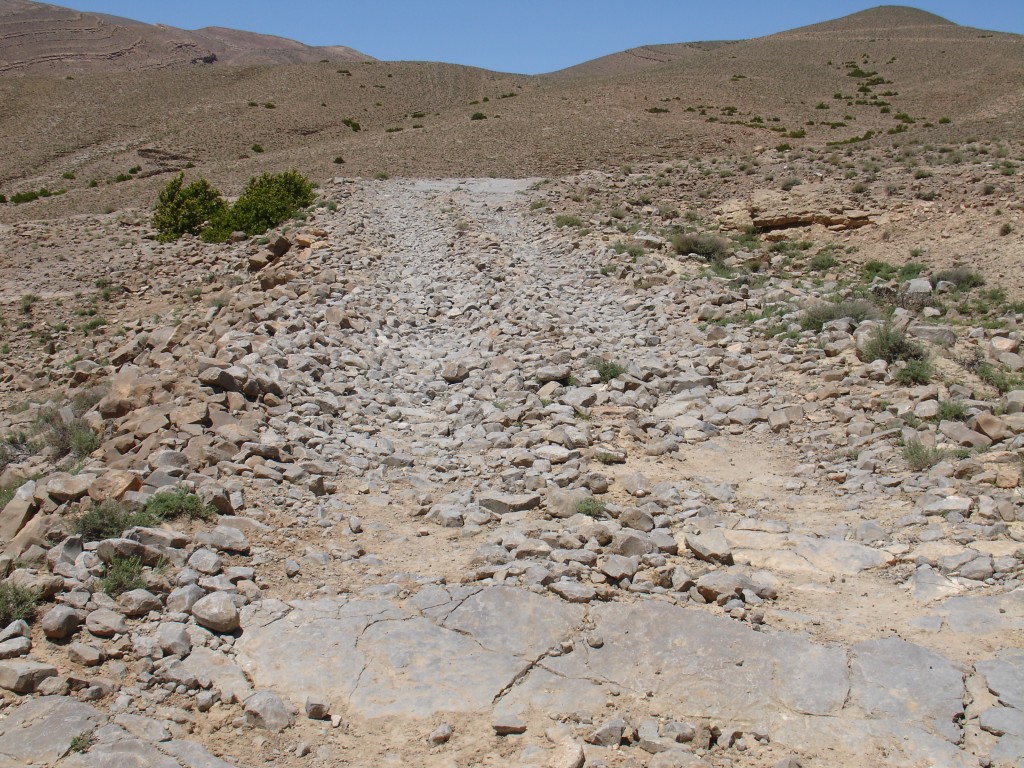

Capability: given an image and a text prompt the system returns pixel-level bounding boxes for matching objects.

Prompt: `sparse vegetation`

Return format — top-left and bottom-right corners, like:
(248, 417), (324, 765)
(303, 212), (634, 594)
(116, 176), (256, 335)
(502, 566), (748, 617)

(152, 174), (226, 242)
(100, 555), (146, 597)
(858, 323), (927, 364)
(575, 498), (607, 518)
(902, 439), (947, 470)
(0, 582), (39, 625)
(554, 214), (582, 228)
(671, 233), (730, 260)
(142, 488), (215, 521)
(72, 500), (161, 541)
(200, 170), (315, 243)
(801, 299), (878, 331)
(590, 358), (626, 382)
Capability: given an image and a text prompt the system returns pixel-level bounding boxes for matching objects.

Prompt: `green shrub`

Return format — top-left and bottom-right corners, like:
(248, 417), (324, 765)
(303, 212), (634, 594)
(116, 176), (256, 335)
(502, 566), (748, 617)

(894, 358), (933, 385)
(251, 144), (264, 153)
(858, 323), (926, 364)
(0, 194), (6, 204)
(152, 174), (226, 243)
(590, 358), (626, 382)
(101, 556), (145, 597)
(0, 582), (39, 625)
(470, 112), (487, 120)
(143, 488), (215, 521)
(670, 233), (730, 260)
(932, 268), (984, 290)
(33, 409), (99, 458)
(861, 260), (896, 281)
(554, 214), (582, 228)
(935, 400), (968, 421)
(808, 251), (837, 272)
(801, 299), (878, 331)
(72, 500), (161, 541)
(780, 177), (802, 191)
(74, 491), (211, 542)
(342, 119), (361, 132)
(202, 170), (315, 243)
(902, 439), (947, 471)
(613, 240), (644, 258)
(575, 498), (607, 518)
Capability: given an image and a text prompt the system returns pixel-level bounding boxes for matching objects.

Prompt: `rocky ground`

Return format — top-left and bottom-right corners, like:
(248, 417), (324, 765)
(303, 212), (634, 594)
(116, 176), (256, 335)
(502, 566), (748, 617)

(0, 169), (1023, 768)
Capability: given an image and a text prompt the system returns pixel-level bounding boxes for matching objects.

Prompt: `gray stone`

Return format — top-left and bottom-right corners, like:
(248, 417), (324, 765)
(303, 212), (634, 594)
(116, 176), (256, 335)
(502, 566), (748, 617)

(476, 490), (541, 515)
(61, 738), (181, 768)
(191, 592), (240, 633)
(977, 651), (1024, 710)
(685, 530), (734, 564)
(244, 690), (295, 731)
(0, 695), (105, 764)
(41, 604), (80, 639)
(85, 608), (128, 638)
(155, 622), (192, 657)
(979, 706), (1024, 738)
(849, 637), (964, 742)
(118, 589), (162, 617)
(0, 659), (58, 693)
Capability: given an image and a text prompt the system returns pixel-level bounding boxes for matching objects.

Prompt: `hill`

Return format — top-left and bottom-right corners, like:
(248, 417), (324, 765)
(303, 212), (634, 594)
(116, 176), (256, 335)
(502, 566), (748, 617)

(0, 3), (1021, 220)
(0, 0), (370, 75)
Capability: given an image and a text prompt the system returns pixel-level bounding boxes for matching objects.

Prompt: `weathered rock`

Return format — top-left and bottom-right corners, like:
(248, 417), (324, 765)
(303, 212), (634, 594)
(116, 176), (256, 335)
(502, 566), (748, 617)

(190, 592), (240, 633)
(41, 604), (80, 639)
(244, 690), (295, 731)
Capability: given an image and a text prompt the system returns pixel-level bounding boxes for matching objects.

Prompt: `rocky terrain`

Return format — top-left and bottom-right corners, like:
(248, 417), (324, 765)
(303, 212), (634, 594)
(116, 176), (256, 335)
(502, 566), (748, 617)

(0, 146), (1021, 767)
(0, 3), (1022, 767)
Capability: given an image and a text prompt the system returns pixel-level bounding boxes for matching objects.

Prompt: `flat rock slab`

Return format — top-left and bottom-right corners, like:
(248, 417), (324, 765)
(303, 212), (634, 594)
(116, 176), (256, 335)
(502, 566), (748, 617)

(0, 696), (106, 764)
(234, 586), (970, 764)
(236, 587), (583, 719)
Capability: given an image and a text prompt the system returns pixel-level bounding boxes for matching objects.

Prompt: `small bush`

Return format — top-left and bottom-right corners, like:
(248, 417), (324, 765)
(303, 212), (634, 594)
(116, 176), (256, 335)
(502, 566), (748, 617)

(613, 240), (644, 258)
(554, 214), (582, 228)
(902, 439), (947, 471)
(671, 233), (730, 260)
(1000, 223), (1013, 236)
(575, 498), (607, 518)
(859, 324), (926, 364)
(333, 156), (345, 164)
(808, 251), (837, 272)
(251, 144), (264, 153)
(152, 174), (226, 243)
(470, 112), (487, 121)
(590, 358), (626, 382)
(34, 409), (99, 458)
(202, 170), (315, 243)
(801, 299), (878, 331)
(780, 177), (802, 191)
(342, 119), (361, 132)
(101, 556), (146, 597)
(0, 582), (39, 625)
(861, 260), (895, 280)
(933, 268), (984, 290)
(894, 358), (933, 385)
(935, 400), (968, 421)
(72, 500), (160, 541)
(0, 194), (6, 204)
(143, 488), (215, 521)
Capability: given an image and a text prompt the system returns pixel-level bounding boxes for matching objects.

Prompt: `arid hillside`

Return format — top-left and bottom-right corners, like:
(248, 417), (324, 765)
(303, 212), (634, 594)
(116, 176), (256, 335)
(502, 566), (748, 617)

(0, 3), (1021, 222)
(0, 0), (370, 74)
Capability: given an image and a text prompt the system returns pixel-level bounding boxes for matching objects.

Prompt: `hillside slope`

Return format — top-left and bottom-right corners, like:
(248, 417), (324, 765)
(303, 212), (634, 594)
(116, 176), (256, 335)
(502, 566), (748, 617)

(0, 0), (370, 74)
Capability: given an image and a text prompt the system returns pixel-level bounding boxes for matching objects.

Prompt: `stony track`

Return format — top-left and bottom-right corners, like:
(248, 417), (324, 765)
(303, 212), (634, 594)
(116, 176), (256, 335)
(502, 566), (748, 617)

(0, 178), (1022, 768)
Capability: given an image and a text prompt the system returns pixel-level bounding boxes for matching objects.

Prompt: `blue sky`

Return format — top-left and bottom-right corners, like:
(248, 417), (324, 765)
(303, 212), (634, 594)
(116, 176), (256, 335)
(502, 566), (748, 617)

(57, 1), (1023, 74)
